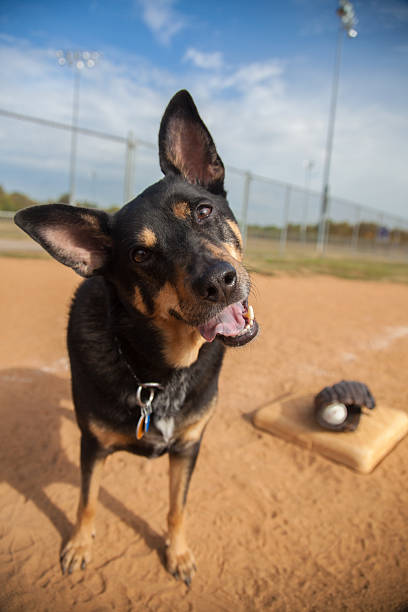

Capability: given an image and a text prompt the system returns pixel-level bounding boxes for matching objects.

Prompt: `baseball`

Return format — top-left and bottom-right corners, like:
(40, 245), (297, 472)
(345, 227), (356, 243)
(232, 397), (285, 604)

(320, 402), (348, 426)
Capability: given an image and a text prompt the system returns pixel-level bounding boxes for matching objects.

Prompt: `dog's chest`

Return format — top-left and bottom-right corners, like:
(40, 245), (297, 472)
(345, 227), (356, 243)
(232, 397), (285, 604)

(153, 416), (175, 443)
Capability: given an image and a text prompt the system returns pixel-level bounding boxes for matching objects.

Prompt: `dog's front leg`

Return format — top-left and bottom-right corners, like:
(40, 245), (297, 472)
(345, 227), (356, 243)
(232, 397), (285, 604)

(60, 433), (106, 574)
(166, 443), (200, 585)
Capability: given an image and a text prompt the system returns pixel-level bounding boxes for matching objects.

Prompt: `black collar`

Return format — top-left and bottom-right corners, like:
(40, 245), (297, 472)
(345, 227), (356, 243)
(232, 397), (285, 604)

(114, 335), (163, 438)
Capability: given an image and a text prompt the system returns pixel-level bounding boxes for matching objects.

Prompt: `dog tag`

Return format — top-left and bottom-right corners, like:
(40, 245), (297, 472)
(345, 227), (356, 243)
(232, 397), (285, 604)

(136, 414), (146, 440)
(144, 412), (150, 433)
(136, 412), (151, 439)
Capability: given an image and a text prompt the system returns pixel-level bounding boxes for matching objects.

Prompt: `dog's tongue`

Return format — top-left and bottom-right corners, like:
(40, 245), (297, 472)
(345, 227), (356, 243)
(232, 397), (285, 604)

(199, 302), (245, 342)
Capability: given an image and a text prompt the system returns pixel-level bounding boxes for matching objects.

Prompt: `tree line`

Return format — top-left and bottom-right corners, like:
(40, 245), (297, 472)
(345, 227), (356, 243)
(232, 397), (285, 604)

(248, 222), (408, 244)
(0, 186), (120, 213)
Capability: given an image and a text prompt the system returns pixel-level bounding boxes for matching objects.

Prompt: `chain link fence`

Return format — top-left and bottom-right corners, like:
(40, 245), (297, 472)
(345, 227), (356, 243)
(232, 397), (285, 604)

(1, 108), (407, 261)
(227, 169), (408, 261)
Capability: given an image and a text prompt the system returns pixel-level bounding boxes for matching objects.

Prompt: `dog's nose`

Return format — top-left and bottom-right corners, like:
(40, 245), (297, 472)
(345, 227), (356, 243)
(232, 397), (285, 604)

(194, 262), (237, 303)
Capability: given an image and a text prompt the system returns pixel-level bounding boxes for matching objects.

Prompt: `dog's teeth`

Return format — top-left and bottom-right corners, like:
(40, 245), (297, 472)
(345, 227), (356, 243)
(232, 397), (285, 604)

(237, 326), (248, 336)
(248, 305), (254, 322)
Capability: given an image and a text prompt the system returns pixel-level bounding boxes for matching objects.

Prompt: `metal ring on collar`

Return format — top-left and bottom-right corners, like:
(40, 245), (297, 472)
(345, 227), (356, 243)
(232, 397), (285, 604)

(136, 382), (163, 409)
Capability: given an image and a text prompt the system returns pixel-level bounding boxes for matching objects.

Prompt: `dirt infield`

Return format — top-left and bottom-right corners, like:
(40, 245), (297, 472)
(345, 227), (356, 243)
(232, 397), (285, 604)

(1, 256), (408, 612)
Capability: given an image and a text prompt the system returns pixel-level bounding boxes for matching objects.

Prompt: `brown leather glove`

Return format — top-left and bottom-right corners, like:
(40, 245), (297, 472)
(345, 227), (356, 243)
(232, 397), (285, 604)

(314, 380), (375, 432)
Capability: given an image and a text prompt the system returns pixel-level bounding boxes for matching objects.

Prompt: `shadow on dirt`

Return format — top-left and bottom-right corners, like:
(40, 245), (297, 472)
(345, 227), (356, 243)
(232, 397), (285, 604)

(0, 368), (164, 564)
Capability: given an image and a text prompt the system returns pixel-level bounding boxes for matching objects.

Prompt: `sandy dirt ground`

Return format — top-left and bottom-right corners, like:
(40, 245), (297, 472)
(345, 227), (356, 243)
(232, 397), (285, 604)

(1, 256), (408, 612)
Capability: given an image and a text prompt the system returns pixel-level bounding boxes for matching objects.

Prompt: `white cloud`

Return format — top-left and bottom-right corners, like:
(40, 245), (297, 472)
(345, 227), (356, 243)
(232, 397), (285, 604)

(136, 0), (185, 45)
(183, 48), (224, 70)
(224, 59), (284, 90)
(0, 36), (407, 224)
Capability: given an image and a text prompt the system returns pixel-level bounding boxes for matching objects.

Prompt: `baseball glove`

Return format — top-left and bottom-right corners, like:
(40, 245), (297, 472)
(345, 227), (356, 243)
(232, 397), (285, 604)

(314, 380), (375, 432)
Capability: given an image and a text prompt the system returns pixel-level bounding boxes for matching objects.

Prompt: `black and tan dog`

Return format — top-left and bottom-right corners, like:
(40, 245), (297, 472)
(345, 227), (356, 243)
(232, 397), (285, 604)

(15, 90), (259, 585)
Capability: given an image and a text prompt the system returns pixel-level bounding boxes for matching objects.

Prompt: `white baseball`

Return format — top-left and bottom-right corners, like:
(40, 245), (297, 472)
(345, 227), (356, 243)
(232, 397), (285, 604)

(321, 402), (347, 426)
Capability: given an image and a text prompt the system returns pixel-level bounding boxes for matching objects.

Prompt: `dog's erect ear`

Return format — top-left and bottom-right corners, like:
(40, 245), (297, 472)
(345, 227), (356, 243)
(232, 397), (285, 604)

(159, 90), (225, 195)
(14, 204), (112, 277)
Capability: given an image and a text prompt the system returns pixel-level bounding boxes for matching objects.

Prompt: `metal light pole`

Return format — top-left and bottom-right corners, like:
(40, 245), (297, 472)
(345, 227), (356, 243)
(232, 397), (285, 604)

(56, 50), (100, 206)
(316, 1), (358, 254)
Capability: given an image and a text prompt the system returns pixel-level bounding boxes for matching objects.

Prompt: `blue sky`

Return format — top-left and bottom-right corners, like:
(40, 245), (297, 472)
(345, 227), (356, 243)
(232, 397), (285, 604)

(0, 0), (407, 222)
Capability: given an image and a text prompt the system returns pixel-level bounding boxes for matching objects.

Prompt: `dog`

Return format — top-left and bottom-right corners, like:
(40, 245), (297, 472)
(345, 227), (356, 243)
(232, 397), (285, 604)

(14, 90), (259, 585)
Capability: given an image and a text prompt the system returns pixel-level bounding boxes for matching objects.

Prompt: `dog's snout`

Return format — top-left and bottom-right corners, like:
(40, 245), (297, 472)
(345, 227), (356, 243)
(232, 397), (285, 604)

(194, 261), (237, 303)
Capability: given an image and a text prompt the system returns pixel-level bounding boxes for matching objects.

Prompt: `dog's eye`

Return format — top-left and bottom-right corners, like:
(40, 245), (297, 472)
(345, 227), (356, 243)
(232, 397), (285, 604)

(130, 247), (151, 263)
(196, 204), (213, 221)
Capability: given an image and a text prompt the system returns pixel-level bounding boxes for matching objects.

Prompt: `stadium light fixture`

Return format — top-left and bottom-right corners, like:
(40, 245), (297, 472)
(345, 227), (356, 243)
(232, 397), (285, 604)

(56, 50), (100, 206)
(317, 1), (358, 254)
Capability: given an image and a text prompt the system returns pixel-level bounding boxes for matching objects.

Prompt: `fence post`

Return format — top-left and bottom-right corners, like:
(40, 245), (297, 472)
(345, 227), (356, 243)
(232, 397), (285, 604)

(351, 205), (360, 251)
(325, 218), (331, 253)
(279, 185), (291, 256)
(301, 188), (309, 245)
(123, 131), (136, 204)
(240, 171), (251, 249)
(392, 221), (401, 255)
(374, 212), (384, 254)
(316, 186), (330, 255)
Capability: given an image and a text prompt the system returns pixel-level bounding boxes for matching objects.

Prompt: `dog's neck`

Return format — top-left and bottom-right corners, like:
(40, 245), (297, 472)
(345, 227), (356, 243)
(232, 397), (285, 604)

(151, 314), (206, 369)
(106, 280), (205, 378)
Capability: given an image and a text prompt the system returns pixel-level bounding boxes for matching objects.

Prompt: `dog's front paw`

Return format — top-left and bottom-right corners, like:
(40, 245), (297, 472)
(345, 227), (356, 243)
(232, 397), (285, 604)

(60, 528), (95, 575)
(166, 545), (197, 586)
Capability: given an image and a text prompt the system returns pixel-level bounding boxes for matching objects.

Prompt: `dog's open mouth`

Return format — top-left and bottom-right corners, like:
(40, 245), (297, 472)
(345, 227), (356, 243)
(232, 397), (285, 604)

(198, 299), (259, 347)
